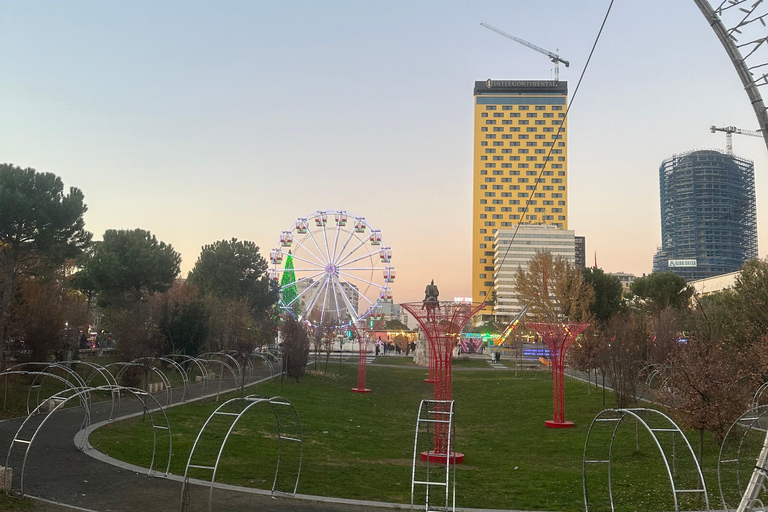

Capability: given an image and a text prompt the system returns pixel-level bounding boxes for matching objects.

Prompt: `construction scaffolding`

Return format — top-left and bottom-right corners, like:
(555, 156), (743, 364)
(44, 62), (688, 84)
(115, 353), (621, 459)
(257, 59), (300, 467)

(655, 149), (757, 280)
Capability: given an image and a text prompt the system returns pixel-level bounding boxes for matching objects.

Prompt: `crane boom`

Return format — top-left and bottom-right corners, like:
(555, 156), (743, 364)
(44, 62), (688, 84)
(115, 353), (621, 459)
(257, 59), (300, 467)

(480, 22), (569, 81)
(710, 125), (763, 153)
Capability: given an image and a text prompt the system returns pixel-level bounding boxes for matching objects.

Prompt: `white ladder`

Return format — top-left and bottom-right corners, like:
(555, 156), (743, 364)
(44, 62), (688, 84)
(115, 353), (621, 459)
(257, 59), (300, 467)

(410, 399), (456, 512)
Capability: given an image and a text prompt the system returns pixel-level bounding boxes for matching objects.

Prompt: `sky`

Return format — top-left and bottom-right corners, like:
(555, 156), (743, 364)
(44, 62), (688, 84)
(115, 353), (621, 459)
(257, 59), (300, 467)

(2, 1), (768, 305)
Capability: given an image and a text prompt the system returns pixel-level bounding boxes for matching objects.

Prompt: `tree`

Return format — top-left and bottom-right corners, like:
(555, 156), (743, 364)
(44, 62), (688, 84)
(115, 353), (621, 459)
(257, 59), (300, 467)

(582, 267), (623, 327)
(8, 270), (89, 361)
(732, 257), (768, 343)
(282, 316), (310, 382)
(156, 281), (209, 356)
(74, 229), (181, 308)
(599, 314), (648, 408)
(187, 238), (276, 313)
(383, 318), (409, 331)
(0, 164), (91, 363)
(515, 251), (594, 322)
(630, 272), (693, 312)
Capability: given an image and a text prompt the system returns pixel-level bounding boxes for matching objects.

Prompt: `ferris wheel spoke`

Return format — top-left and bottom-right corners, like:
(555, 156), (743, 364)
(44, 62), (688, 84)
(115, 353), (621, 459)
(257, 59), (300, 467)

(318, 277), (333, 325)
(320, 220), (332, 269)
(337, 273), (376, 308)
(330, 279), (345, 324)
(282, 271), (326, 308)
(286, 239), (326, 268)
(281, 269), (325, 292)
(339, 250), (380, 267)
(336, 266), (380, 271)
(333, 224), (358, 265)
(337, 270), (382, 298)
(336, 236), (370, 267)
(303, 274), (330, 320)
(305, 226), (330, 265)
(282, 249), (325, 269)
(331, 278), (358, 323)
(331, 222), (355, 264)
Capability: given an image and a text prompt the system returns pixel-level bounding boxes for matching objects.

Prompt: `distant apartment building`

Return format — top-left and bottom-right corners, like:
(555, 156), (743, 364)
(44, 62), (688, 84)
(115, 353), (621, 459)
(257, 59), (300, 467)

(493, 224), (575, 323)
(575, 236), (585, 268)
(608, 271), (636, 293)
(653, 149), (757, 281)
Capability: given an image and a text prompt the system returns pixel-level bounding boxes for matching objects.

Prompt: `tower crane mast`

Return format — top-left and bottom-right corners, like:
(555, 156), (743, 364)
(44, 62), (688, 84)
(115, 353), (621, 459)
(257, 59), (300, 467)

(480, 22), (569, 81)
(710, 125), (763, 154)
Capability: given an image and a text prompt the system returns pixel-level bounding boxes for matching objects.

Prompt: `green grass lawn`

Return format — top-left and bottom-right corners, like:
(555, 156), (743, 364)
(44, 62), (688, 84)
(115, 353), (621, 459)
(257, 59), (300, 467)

(90, 364), (721, 511)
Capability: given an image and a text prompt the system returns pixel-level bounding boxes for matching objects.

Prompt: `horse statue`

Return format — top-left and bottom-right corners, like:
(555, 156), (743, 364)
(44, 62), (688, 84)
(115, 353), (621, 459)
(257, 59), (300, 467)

(422, 280), (440, 321)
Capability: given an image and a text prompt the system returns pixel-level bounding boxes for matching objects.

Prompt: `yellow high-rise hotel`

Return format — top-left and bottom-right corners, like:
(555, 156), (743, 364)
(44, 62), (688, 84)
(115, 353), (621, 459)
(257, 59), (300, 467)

(472, 80), (568, 319)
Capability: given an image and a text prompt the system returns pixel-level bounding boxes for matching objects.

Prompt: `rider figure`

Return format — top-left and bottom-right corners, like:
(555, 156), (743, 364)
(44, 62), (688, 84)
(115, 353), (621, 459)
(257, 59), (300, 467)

(423, 280), (439, 306)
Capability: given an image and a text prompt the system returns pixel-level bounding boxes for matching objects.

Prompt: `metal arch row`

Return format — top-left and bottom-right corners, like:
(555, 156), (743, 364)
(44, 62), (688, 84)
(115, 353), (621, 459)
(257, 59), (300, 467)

(717, 405), (768, 510)
(4, 384), (171, 497)
(199, 352), (243, 380)
(171, 355), (210, 398)
(249, 353), (275, 379)
(180, 395), (303, 512)
(0, 370), (87, 418)
(220, 350), (255, 383)
(4, 362), (88, 415)
(132, 356), (191, 402)
(583, 407), (708, 512)
(693, 0), (768, 153)
(113, 362), (173, 409)
(58, 360), (119, 420)
(197, 356), (238, 401)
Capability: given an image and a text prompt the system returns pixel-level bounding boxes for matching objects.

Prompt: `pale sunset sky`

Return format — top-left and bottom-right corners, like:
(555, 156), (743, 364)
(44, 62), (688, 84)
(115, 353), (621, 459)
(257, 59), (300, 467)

(2, 1), (767, 303)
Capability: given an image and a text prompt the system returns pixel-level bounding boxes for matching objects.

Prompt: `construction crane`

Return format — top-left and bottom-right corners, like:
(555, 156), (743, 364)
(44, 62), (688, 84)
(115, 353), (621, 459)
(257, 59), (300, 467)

(710, 125), (763, 154)
(480, 22), (569, 81)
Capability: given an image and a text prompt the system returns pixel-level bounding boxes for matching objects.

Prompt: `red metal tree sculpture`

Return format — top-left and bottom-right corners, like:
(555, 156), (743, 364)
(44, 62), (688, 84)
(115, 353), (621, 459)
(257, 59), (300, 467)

(401, 301), (486, 463)
(349, 320), (383, 393)
(529, 322), (589, 428)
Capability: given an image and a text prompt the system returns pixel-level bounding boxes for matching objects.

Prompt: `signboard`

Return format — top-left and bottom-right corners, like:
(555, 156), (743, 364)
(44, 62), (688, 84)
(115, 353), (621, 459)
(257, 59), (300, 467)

(668, 259), (698, 268)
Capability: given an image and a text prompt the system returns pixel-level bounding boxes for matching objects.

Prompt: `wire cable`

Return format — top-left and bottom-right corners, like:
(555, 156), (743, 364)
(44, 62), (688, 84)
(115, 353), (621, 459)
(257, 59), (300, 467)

(482, 0), (616, 311)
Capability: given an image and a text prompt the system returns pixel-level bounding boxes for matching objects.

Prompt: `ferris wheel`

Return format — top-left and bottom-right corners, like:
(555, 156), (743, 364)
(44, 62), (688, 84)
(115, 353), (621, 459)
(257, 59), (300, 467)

(269, 210), (395, 328)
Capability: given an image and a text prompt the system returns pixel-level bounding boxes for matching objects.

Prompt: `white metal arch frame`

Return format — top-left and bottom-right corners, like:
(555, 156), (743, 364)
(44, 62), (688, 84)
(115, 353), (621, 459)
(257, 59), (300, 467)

(4, 384), (171, 497)
(751, 381), (768, 409)
(132, 356), (190, 402)
(198, 358), (238, 401)
(113, 362), (173, 409)
(199, 352), (243, 380)
(694, 0), (768, 152)
(718, 405), (768, 509)
(249, 353), (275, 379)
(0, 370), (85, 417)
(180, 395), (303, 512)
(583, 408), (708, 512)
(4, 362), (88, 414)
(172, 355), (210, 398)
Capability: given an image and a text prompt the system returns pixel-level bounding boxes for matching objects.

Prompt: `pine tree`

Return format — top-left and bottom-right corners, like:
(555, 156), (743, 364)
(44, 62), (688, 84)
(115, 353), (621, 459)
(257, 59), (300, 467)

(280, 251), (299, 314)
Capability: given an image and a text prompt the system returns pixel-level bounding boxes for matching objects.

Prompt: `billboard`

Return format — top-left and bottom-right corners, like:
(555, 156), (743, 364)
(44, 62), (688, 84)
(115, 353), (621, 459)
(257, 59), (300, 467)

(668, 259), (698, 268)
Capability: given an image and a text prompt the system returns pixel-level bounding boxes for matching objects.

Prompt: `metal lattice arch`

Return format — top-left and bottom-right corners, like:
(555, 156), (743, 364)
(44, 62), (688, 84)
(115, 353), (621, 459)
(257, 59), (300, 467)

(718, 405), (768, 510)
(694, 0), (768, 152)
(181, 395), (303, 512)
(4, 385), (171, 497)
(583, 408), (708, 512)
